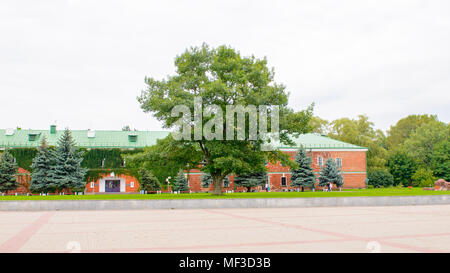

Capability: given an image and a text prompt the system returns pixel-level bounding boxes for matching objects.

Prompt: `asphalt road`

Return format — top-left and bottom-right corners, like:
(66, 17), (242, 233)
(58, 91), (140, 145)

(0, 205), (449, 253)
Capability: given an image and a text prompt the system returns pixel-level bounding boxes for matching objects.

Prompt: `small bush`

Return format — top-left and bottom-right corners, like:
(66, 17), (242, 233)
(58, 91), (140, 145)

(412, 168), (436, 187)
(367, 169), (394, 188)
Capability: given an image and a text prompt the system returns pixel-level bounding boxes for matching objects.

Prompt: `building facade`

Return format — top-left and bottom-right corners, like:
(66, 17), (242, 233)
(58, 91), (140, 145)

(0, 126), (367, 194)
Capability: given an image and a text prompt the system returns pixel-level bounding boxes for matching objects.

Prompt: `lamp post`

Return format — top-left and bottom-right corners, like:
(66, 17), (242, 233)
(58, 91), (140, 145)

(166, 176), (171, 193)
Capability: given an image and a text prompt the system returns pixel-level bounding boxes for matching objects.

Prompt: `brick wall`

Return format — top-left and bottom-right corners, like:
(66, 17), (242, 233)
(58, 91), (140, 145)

(187, 149), (367, 192)
(85, 173), (140, 193)
(5, 149), (366, 194)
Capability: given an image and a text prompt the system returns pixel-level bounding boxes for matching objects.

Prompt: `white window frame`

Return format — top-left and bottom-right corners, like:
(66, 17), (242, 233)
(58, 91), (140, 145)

(318, 156), (323, 167)
(130, 181), (134, 188)
(336, 158), (342, 167)
(90, 182), (94, 188)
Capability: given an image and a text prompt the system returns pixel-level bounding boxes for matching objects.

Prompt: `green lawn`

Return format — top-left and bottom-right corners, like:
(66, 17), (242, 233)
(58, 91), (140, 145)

(0, 188), (448, 201)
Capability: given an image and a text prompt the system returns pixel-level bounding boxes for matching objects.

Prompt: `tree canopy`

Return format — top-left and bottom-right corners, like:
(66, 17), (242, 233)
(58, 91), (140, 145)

(138, 44), (312, 194)
(290, 147), (316, 190)
(0, 151), (18, 193)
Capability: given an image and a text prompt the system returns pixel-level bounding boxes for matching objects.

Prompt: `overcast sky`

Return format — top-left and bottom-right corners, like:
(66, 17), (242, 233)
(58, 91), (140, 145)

(0, 0), (449, 132)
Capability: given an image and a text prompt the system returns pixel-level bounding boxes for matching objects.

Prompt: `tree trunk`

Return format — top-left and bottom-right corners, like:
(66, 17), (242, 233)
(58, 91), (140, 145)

(211, 175), (223, 195)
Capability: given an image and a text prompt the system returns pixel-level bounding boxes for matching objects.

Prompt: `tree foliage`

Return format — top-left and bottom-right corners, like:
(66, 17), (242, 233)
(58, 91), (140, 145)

(402, 120), (449, 167)
(234, 172), (267, 192)
(30, 138), (53, 193)
(290, 147), (316, 190)
(172, 170), (189, 192)
(201, 173), (229, 188)
(138, 44), (312, 194)
(367, 169), (394, 188)
(139, 168), (161, 192)
(308, 116), (330, 135)
(386, 114), (438, 150)
(124, 135), (202, 186)
(328, 115), (387, 170)
(431, 141), (450, 181)
(47, 129), (87, 192)
(411, 168), (436, 188)
(0, 151), (18, 193)
(318, 158), (343, 188)
(386, 152), (417, 187)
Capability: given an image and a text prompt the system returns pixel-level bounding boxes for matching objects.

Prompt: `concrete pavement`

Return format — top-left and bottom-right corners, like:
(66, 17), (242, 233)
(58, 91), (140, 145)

(0, 205), (449, 253)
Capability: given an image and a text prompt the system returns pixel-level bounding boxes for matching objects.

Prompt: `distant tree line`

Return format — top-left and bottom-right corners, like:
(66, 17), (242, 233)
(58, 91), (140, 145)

(309, 114), (449, 188)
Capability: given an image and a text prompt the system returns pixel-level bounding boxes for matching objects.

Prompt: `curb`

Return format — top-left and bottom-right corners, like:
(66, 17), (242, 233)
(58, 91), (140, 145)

(1, 195), (450, 211)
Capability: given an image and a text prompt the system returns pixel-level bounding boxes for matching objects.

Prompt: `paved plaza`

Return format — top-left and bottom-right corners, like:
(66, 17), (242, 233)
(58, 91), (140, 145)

(1, 205), (449, 253)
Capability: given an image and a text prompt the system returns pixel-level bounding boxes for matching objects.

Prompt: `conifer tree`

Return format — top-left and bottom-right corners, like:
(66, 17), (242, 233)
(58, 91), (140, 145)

(48, 129), (87, 192)
(30, 138), (53, 193)
(0, 150), (18, 194)
(139, 168), (161, 192)
(318, 158), (344, 189)
(234, 172), (267, 192)
(201, 173), (230, 188)
(290, 147), (316, 191)
(172, 170), (189, 192)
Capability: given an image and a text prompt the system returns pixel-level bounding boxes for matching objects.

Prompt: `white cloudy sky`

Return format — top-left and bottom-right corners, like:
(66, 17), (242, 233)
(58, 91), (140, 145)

(0, 0), (449, 132)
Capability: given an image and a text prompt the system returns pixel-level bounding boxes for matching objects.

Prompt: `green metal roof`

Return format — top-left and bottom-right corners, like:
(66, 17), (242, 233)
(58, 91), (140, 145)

(0, 128), (170, 149)
(278, 133), (366, 150)
(0, 128), (365, 150)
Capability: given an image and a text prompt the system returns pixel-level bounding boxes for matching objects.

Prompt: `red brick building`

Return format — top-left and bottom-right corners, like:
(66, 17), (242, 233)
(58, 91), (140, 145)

(188, 134), (367, 192)
(1, 127), (367, 194)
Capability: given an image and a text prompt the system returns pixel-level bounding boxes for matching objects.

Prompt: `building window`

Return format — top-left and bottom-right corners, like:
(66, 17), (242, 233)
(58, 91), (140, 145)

(130, 181), (134, 188)
(128, 135), (138, 142)
(101, 158), (105, 168)
(121, 160), (126, 167)
(281, 176), (287, 187)
(223, 178), (230, 188)
(28, 134), (38, 141)
(318, 156), (323, 167)
(90, 182), (94, 188)
(336, 158), (342, 167)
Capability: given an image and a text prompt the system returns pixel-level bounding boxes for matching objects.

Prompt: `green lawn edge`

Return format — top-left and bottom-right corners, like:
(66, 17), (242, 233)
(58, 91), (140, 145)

(1, 188), (449, 201)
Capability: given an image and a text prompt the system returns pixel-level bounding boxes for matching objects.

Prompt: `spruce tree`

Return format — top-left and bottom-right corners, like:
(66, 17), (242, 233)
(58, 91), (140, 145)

(290, 147), (316, 191)
(0, 150), (18, 194)
(139, 168), (161, 192)
(234, 172), (267, 192)
(30, 138), (53, 193)
(318, 158), (344, 189)
(172, 170), (189, 192)
(201, 173), (230, 188)
(48, 129), (87, 192)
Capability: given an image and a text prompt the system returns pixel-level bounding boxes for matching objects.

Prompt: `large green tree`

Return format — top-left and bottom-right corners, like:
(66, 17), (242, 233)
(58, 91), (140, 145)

(30, 138), (53, 193)
(138, 44), (312, 194)
(431, 141), (450, 181)
(290, 147), (316, 191)
(402, 120), (449, 167)
(386, 114), (438, 150)
(386, 152), (417, 187)
(0, 151), (18, 194)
